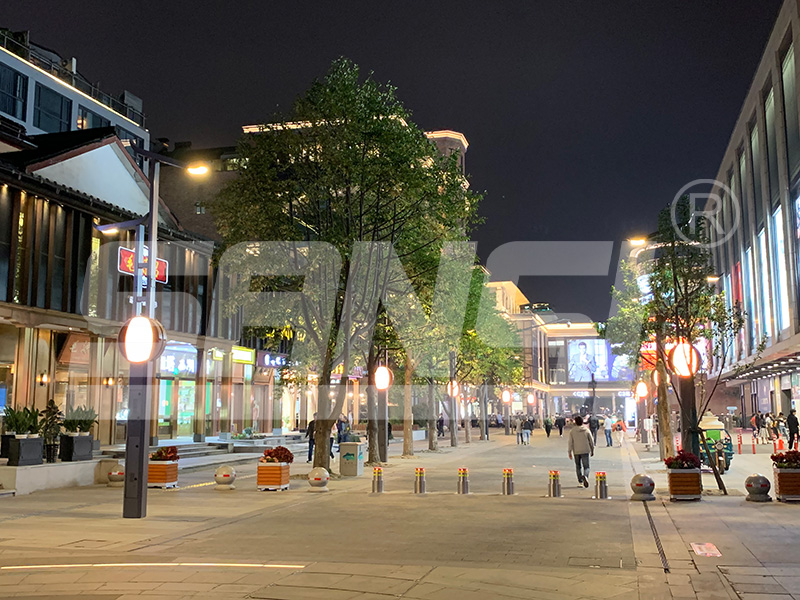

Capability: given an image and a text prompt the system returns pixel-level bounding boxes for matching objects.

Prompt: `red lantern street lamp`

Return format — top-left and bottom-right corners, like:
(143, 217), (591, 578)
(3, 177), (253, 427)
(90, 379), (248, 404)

(668, 341), (700, 378)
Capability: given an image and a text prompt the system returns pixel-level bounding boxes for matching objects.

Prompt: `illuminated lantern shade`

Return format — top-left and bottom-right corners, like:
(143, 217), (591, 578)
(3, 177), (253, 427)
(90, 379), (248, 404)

(447, 381), (459, 397)
(374, 366), (392, 391)
(501, 389), (511, 404)
(668, 341), (700, 378)
(634, 381), (649, 399)
(119, 316), (166, 364)
(651, 369), (660, 386)
(527, 393), (535, 405)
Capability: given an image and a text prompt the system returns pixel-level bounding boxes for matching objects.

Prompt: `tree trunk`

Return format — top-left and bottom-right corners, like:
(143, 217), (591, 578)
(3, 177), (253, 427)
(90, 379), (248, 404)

(463, 399), (471, 443)
(448, 393), (458, 447)
(427, 377), (437, 451)
(678, 376), (699, 457)
(366, 347), (381, 464)
(655, 334), (674, 459)
(402, 352), (414, 457)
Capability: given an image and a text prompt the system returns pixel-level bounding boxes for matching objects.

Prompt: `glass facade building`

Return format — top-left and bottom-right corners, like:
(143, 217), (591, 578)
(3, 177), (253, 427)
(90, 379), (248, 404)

(710, 2), (800, 419)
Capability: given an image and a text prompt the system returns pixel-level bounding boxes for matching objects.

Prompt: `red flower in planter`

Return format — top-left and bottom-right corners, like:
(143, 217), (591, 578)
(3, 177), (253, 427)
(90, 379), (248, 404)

(771, 450), (800, 469)
(259, 445), (294, 464)
(150, 446), (180, 461)
(664, 450), (701, 469)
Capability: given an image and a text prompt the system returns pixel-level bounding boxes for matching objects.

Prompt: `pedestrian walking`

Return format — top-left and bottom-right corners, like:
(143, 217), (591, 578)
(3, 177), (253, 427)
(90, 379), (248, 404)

(514, 417), (524, 444)
(544, 416), (553, 438)
(604, 414), (614, 447)
(771, 413), (780, 440)
(555, 415), (566, 437)
(330, 421), (337, 457)
(588, 414), (599, 444)
(568, 415), (594, 488)
(437, 414), (445, 438)
(778, 412), (788, 440)
(760, 413), (772, 443)
(789, 409), (799, 450)
(306, 413), (317, 463)
(522, 416), (533, 445)
(614, 418), (626, 446)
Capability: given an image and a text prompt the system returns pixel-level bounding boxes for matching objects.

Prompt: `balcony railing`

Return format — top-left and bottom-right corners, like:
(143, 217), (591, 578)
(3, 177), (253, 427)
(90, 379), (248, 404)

(0, 30), (146, 128)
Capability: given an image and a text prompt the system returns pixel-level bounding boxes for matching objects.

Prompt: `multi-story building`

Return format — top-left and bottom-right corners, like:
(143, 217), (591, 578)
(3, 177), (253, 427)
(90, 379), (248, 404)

(709, 0), (800, 419)
(0, 126), (296, 445)
(0, 29), (148, 153)
(490, 281), (635, 422)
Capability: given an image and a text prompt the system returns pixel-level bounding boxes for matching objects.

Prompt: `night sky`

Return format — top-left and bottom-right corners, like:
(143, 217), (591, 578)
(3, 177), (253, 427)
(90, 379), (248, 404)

(1, 2), (784, 320)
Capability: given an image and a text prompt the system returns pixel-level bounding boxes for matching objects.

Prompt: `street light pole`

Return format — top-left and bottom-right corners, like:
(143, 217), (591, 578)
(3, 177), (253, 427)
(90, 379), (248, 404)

(98, 148), (207, 519)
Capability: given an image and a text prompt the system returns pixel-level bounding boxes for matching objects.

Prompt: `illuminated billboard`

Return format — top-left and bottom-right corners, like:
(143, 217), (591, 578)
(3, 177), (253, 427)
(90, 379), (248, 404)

(567, 339), (633, 383)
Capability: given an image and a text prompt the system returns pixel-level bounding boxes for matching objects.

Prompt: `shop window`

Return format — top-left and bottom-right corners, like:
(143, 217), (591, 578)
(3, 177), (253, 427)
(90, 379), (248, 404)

(33, 83), (71, 133)
(772, 206), (791, 331)
(765, 89), (781, 205)
(750, 125), (764, 227)
(782, 44), (800, 181)
(0, 63), (27, 121)
(758, 229), (772, 340)
(77, 105), (110, 130)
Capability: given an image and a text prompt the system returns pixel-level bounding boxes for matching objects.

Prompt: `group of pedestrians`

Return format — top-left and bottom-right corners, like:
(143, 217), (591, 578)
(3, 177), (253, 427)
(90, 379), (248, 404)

(751, 410), (800, 448)
(513, 415), (535, 444)
(305, 413), (352, 462)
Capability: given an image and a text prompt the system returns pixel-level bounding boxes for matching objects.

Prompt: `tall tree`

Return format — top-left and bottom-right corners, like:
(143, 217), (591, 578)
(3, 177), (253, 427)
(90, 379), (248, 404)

(214, 58), (480, 470)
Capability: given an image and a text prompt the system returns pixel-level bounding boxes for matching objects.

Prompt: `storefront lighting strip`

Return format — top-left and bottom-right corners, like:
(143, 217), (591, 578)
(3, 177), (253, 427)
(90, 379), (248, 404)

(0, 562), (306, 570)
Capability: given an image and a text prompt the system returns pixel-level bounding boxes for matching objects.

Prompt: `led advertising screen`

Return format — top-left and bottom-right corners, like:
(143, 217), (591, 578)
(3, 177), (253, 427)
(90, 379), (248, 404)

(567, 339), (633, 383)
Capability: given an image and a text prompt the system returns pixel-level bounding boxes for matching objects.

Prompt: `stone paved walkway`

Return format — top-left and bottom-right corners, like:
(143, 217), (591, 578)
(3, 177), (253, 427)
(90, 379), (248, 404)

(0, 426), (793, 598)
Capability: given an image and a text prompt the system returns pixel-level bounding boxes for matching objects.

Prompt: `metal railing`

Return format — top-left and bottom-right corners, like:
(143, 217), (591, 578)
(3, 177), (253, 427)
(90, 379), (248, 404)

(0, 30), (146, 128)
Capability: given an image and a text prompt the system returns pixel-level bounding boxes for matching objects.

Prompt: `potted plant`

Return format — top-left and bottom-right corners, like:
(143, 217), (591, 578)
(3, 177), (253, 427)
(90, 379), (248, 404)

(1, 406), (24, 457)
(8, 407), (43, 466)
(41, 399), (63, 463)
(257, 445), (293, 491)
(665, 450), (702, 501)
(24, 407), (41, 438)
(60, 406), (95, 462)
(771, 450), (800, 501)
(148, 446), (180, 488)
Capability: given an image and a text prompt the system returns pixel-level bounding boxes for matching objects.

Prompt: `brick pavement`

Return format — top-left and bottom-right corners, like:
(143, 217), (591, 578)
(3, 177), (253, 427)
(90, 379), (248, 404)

(0, 426), (795, 598)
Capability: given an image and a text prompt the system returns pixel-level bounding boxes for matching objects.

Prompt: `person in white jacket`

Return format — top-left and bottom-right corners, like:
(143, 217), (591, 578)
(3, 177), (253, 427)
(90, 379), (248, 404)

(568, 415), (595, 487)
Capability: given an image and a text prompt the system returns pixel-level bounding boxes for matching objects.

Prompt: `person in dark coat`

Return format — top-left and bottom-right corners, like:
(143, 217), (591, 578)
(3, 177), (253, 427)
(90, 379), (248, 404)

(436, 414), (445, 438)
(788, 409), (799, 450)
(544, 416), (553, 438)
(555, 415), (566, 437)
(588, 414), (599, 443)
(306, 413), (317, 463)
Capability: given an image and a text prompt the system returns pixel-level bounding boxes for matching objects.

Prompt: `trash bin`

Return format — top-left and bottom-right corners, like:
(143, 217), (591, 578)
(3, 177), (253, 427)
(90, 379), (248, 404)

(339, 442), (365, 477)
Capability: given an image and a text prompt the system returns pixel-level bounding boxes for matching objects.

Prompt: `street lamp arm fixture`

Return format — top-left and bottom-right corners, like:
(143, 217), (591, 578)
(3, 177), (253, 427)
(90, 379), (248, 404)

(95, 216), (147, 235)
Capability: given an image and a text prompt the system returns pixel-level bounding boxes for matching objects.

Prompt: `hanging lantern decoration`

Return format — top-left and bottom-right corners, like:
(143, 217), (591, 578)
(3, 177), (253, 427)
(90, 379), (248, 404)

(634, 381), (649, 399)
(527, 393), (535, 405)
(668, 340), (700, 378)
(119, 316), (166, 364)
(447, 380), (460, 397)
(501, 389), (511, 403)
(374, 366), (393, 391)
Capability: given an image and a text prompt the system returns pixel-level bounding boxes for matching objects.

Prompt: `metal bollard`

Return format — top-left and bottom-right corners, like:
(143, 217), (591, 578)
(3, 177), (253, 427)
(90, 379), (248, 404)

(414, 467), (426, 494)
(457, 467), (470, 494)
(745, 473), (772, 502)
(547, 470), (562, 498)
(502, 468), (515, 495)
(372, 466), (384, 493)
(594, 471), (609, 499)
(630, 473), (655, 501)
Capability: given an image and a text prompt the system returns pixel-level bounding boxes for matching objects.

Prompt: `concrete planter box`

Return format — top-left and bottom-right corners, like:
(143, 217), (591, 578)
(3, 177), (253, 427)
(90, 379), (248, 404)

(667, 468), (702, 501)
(59, 434), (93, 462)
(8, 437), (43, 466)
(257, 462), (290, 491)
(773, 467), (800, 502)
(148, 460), (178, 488)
